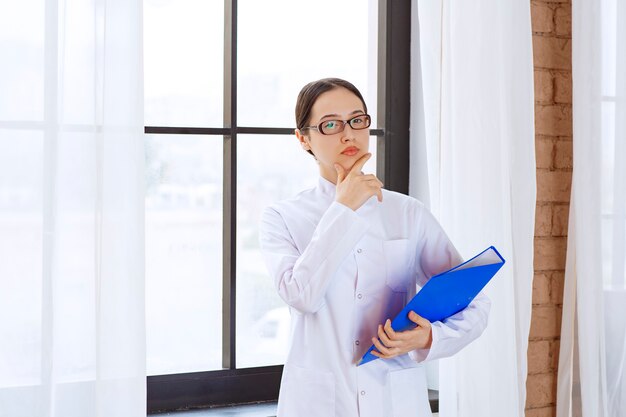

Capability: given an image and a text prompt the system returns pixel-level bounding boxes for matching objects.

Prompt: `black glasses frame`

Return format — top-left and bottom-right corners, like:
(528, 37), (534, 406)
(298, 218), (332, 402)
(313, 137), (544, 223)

(302, 114), (372, 135)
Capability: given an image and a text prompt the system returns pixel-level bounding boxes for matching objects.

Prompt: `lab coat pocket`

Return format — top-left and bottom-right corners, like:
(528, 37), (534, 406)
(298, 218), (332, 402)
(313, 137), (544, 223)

(387, 366), (431, 417)
(383, 239), (413, 293)
(278, 364), (335, 417)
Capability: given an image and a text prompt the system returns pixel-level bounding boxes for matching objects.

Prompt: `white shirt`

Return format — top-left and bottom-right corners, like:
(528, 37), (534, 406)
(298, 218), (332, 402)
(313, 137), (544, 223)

(259, 176), (491, 417)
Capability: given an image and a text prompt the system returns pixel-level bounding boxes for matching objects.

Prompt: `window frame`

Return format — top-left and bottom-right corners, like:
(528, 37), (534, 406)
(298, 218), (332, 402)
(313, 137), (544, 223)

(145, 0), (413, 413)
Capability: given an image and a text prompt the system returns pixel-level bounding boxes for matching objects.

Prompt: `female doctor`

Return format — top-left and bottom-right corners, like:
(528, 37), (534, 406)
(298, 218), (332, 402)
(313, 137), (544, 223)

(259, 78), (491, 417)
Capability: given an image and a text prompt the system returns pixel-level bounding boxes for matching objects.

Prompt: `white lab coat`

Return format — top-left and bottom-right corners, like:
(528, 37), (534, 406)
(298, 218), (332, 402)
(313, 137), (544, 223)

(259, 177), (491, 417)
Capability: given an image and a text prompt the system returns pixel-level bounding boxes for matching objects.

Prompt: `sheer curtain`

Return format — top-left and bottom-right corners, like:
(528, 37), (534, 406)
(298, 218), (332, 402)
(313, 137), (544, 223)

(411, 1), (535, 417)
(557, 0), (626, 416)
(0, 0), (145, 416)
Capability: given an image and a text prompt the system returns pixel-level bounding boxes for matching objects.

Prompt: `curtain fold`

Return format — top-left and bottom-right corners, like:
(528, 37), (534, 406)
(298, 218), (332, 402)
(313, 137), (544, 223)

(557, 0), (626, 416)
(411, 1), (536, 416)
(0, 0), (145, 416)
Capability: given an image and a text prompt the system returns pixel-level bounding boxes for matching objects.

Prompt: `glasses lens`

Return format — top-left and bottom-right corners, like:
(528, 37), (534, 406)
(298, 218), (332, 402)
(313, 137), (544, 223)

(349, 115), (371, 130)
(320, 120), (344, 135)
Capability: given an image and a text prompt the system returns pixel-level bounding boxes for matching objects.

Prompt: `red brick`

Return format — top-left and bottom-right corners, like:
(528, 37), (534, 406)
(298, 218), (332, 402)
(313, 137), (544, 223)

(530, 304), (562, 339)
(529, 3), (571, 416)
(535, 105), (573, 136)
(554, 140), (573, 169)
(531, 2), (555, 34)
(552, 204), (570, 236)
(528, 340), (552, 374)
(534, 237), (568, 270)
(555, 6), (572, 37)
(535, 203), (552, 236)
(533, 36), (572, 70)
(533, 272), (552, 305)
(551, 271), (565, 305)
(526, 406), (556, 417)
(554, 72), (572, 104)
(537, 170), (572, 203)
(550, 340), (561, 371)
(536, 138), (554, 169)
(534, 70), (554, 103)
(526, 373), (557, 408)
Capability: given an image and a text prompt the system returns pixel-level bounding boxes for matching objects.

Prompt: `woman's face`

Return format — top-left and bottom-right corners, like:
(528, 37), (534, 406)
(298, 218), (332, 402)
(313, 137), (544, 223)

(296, 87), (370, 183)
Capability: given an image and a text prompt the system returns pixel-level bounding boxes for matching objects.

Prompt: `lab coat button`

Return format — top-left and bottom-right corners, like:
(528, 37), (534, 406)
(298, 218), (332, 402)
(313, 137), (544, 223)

(357, 248), (362, 253)
(357, 293), (363, 299)
(361, 391), (366, 396)
(355, 340), (360, 345)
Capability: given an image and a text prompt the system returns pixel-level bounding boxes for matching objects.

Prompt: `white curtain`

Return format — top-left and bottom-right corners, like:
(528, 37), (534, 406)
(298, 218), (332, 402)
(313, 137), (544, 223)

(411, 1), (536, 416)
(557, 0), (626, 415)
(0, 0), (145, 416)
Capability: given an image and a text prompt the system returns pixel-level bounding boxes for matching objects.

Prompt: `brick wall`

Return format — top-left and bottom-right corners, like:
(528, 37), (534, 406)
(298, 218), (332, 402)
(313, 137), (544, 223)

(526, 1), (572, 416)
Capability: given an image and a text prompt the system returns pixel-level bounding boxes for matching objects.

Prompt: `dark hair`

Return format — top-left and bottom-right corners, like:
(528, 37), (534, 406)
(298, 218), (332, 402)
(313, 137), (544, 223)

(295, 78), (368, 156)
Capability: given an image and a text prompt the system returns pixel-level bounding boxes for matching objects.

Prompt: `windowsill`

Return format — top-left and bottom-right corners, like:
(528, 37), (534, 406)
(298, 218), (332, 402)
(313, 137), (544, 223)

(152, 402), (277, 417)
(151, 392), (439, 416)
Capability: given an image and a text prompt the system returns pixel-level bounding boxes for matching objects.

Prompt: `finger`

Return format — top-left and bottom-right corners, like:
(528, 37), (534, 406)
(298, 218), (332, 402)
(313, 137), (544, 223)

(370, 348), (390, 359)
(361, 174), (380, 182)
(378, 324), (400, 348)
(361, 175), (383, 188)
(368, 183), (383, 203)
(371, 336), (393, 357)
(409, 311), (431, 328)
(383, 318), (403, 340)
(360, 173), (382, 183)
(370, 349), (384, 358)
(334, 163), (346, 183)
(364, 177), (384, 189)
(348, 153), (371, 176)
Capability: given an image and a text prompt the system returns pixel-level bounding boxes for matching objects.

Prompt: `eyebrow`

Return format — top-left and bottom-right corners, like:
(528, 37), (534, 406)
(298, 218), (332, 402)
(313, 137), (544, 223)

(319, 110), (365, 120)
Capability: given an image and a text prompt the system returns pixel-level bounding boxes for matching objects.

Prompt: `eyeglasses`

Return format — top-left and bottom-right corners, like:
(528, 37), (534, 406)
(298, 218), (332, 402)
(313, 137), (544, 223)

(301, 114), (371, 136)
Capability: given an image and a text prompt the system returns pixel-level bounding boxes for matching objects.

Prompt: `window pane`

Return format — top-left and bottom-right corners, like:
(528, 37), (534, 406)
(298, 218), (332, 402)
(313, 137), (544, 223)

(0, 129), (43, 386)
(235, 135), (317, 368)
(144, 0), (224, 127)
(236, 134), (377, 368)
(145, 134), (223, 375)
(237, 0), (378, 128)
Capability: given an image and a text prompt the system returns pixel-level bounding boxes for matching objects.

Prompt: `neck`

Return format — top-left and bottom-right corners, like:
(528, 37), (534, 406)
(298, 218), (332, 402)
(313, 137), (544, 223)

(319, 165), (338, 185)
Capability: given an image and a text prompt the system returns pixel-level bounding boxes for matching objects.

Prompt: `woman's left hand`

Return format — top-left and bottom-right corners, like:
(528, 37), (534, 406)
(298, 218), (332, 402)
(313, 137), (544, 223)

(370, 311), (433, 359)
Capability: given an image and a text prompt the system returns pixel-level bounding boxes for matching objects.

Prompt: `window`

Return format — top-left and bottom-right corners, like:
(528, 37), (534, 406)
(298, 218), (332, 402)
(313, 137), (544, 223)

(144, 0), (411, 412)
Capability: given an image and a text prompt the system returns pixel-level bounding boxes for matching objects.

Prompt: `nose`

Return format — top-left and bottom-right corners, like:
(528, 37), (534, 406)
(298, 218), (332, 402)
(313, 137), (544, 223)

(340, 123), (356, 143)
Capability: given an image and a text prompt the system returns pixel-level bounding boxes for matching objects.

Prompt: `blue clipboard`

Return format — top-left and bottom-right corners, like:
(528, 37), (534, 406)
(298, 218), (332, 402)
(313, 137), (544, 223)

(358, 246), (505, 366)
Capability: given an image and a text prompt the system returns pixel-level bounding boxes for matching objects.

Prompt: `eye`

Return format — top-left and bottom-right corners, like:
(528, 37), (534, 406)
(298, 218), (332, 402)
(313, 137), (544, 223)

(323, 120), (338, 129)
(352, 116), (364, 125)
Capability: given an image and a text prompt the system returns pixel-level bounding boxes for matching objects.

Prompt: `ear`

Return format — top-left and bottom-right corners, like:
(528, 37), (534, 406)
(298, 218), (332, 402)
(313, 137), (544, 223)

(294, 128), (311, 151)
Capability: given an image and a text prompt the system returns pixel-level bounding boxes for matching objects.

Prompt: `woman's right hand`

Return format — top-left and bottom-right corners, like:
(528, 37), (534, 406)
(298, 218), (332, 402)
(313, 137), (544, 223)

(334, 153), (384, 211)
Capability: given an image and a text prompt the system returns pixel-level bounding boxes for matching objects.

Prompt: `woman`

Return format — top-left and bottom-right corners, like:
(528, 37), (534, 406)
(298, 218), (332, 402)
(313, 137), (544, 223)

(259, 78), (490, 417)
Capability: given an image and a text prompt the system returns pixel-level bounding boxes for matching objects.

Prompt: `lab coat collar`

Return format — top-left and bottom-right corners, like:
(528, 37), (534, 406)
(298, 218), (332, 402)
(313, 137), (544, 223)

(317, 175), (377, 212)
(317, 176), (337, 197)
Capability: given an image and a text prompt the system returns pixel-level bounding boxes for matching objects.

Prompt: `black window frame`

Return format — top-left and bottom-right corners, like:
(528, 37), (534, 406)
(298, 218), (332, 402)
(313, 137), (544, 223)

(145, 0), (414, 413)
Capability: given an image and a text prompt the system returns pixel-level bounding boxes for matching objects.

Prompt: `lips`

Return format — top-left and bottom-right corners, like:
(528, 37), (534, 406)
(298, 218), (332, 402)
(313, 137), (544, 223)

(341, 146), (359, 156)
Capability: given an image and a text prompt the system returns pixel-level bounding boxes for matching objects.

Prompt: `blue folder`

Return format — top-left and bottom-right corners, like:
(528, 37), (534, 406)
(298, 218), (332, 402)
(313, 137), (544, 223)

(358, 246), (505, 366)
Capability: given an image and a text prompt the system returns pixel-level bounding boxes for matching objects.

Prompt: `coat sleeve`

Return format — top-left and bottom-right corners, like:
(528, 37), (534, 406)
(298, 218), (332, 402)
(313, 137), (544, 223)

(259, 201), (369, 314)
(408, 207), (492, 363)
